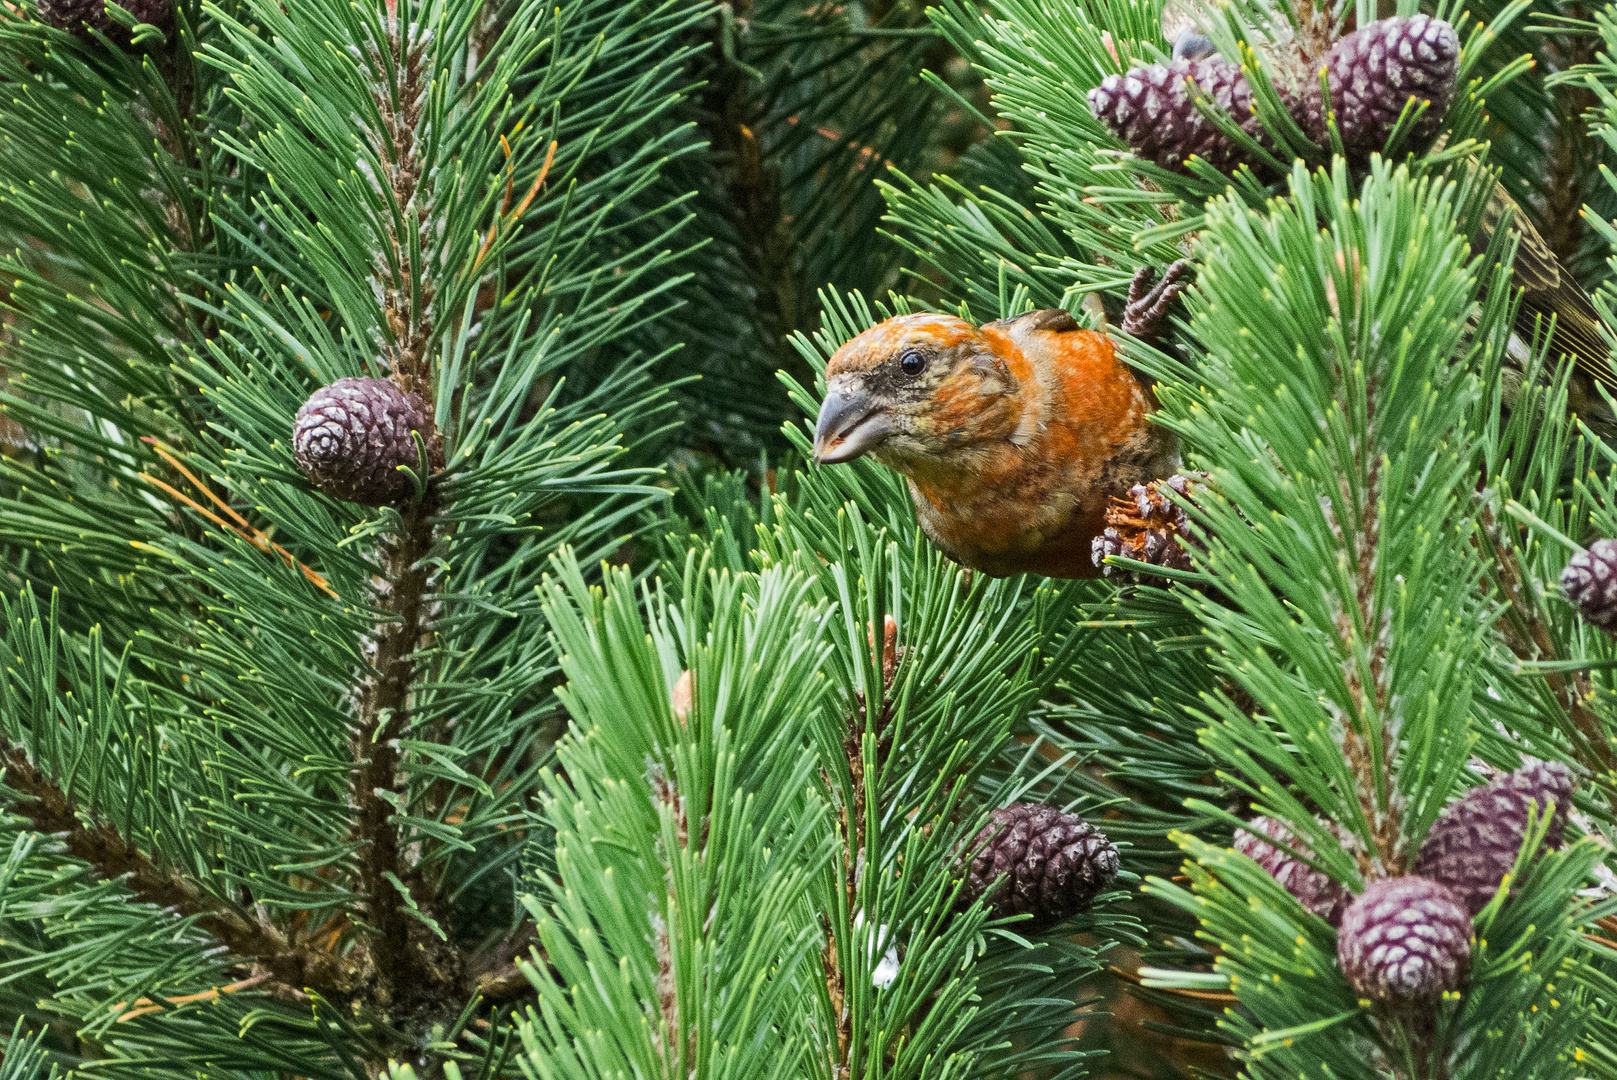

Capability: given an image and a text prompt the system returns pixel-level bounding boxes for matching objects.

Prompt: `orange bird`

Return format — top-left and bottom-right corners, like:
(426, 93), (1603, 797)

(812, 269), (1186, 578)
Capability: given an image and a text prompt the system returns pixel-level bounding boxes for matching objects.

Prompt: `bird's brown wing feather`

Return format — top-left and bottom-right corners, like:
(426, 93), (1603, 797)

(1505, 206), (1617, 389)
(982, 308), (1079, 335)
(1475, 175), (1617, 390)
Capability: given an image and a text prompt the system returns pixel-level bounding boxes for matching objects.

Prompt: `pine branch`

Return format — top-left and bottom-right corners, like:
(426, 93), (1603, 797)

(344, 13), (461, 1025)
(1544, 13), (1600, 270)
(376, 21), (436, 398)
(1, 740), (361, 1000)
(349, 495), (461, 1014)
(1485, 507), (1617, 776)
(824, 626), (896, 1075)
(690, 8), (808, 407)
(1334, 446), (1402, 876)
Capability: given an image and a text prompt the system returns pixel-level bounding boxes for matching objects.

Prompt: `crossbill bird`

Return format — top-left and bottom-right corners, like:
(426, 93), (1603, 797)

(1467, 166), (1617, 436)
(812, 270), (1185, 578)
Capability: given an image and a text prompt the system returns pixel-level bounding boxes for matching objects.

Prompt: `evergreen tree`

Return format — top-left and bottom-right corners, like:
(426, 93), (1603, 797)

(3, 0), (1617, 1074)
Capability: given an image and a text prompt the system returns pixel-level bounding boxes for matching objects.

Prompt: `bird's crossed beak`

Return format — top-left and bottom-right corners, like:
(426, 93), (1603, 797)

(813, 387), (897, 465)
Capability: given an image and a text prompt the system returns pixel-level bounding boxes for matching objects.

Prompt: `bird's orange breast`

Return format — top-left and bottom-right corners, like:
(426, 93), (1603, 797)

(904, 326), (1173, 578)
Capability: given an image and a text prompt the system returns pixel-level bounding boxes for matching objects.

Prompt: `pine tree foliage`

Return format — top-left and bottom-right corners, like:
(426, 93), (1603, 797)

(859, 0), (1617, 1075)
(1134, 160), (1607, 1078)
(653, 0), (984, 455)
(8, 0), (1617, 1064)
(0, 0), (709, 1067)
(518, 342), (1144, 1076)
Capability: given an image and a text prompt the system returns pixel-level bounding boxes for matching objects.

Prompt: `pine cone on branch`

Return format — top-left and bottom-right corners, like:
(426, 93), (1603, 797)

(1295, 15), (1459, 162)
(1088, 59), (1267, 175)
(961, 803), (1119, 929)
(1336, 876), (1471, 1005)
(1562, 540), (1617, 633)
(293, 376), (442, 506)
(1092, 473), (1203, 579)
(1414, 760), (1575, 915)
(39, 0), (171, 38)
(1234, 814), (1351, 925)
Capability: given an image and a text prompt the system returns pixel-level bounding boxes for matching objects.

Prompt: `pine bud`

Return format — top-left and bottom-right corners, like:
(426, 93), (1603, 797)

(1562, 539), (1617, 633)
(1088, 59), (1265, 174)
(1414, 760), (1575, 914)
(293, 376), (440, 506)
(1337, 876), (1471, 1004)
(39, 0), (171, 38)
(1298, 15), (1459, 161)
(1234, 815), (1351, 925)
(962, 803), (1119, 928)
(1092, 473), (1202, 579)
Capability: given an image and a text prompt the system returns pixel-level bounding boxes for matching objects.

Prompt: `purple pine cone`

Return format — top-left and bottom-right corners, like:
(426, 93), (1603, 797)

(1337, 876), (1471, 1004)
(39, 0), (171, 37)
(1234, 815), (1352, 925)
(293, 377), (440, 506)
(1088, 58), (1266, 174)
(962, 803), (1120, 929)
(1414, 760), (1575, 915)
(1562, 539), (1617, 633)
(1298, 15), (1459, 161)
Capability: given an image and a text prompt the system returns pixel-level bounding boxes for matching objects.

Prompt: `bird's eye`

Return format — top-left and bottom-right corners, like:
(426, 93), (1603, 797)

(899, 350), (927, 377)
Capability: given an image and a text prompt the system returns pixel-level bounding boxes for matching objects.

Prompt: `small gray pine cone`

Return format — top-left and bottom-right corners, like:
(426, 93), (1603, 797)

(1088, 59), (1266, 174)
(1414, 759), (1575, 915)
(293, 376), (441, 506)
(1337, 876), (1471, 1004)
(39, 0), (171, 36)
(1297, 15), (1459, 161)
(1092, 473), (1203, 579)
(1562, 539), (1617, 632)
(1234, 815), (1352, 925)
(962, 803), (1120, 928)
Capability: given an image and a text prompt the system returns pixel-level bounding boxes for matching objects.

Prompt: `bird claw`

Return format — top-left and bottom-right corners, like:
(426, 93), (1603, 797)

(1122, 259), (1193, 344)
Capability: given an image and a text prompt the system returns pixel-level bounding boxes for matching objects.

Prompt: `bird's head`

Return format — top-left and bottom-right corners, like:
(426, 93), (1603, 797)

(812, 314), (1026, 472)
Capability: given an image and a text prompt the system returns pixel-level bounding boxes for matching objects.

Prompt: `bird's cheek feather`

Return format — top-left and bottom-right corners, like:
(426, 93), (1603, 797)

(927, 377), (1018, 442)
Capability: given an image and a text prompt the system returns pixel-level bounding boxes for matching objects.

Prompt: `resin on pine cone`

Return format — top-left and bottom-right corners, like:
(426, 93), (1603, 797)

(1414, 759), (1575, 915)
(1234, 815), (1352, 925)
(293, 376), (441, 506)
(1562, 539), (1617, 633)
(1337, 876), (1470, 1004)
(39, 0), (172, 37)
(1297, 15), (1459, 162)
(1091, 473), (1202, 579)
(961, 803), (1119, 929)
(1088, 58), (1267, 174)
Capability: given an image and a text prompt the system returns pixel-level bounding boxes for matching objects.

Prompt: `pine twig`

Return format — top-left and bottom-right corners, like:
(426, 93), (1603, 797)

(113, 974), (270, 1021)
(1334, 418), (1401, 875)
(138, 438), (337, 599)
(347, 495), (454, 1011)
(1485, 507), (1617, 777)
(0, 743), (361, 999)
(341, 14), (465, 1027)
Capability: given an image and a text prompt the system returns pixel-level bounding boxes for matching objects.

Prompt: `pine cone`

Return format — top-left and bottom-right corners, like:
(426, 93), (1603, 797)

(1092, 473), (1202, 579)
(39, 0), (171, 37)
(1297, 15), (1459, 161)
(1234, 815), (1352, 925)
(1088, 59), (1266, 174)
(1414, 760), (1575, 915)
(962, 803), (1120, 928)
(292, 376), (440, 506)
(1562, 539), (1617, 632)
(1337, 876), (1470, 1004)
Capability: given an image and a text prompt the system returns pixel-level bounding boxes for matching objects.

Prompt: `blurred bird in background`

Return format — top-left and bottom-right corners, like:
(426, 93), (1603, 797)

(1162, 16), (1617, 436)
(1466, 155), (1617, 435)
